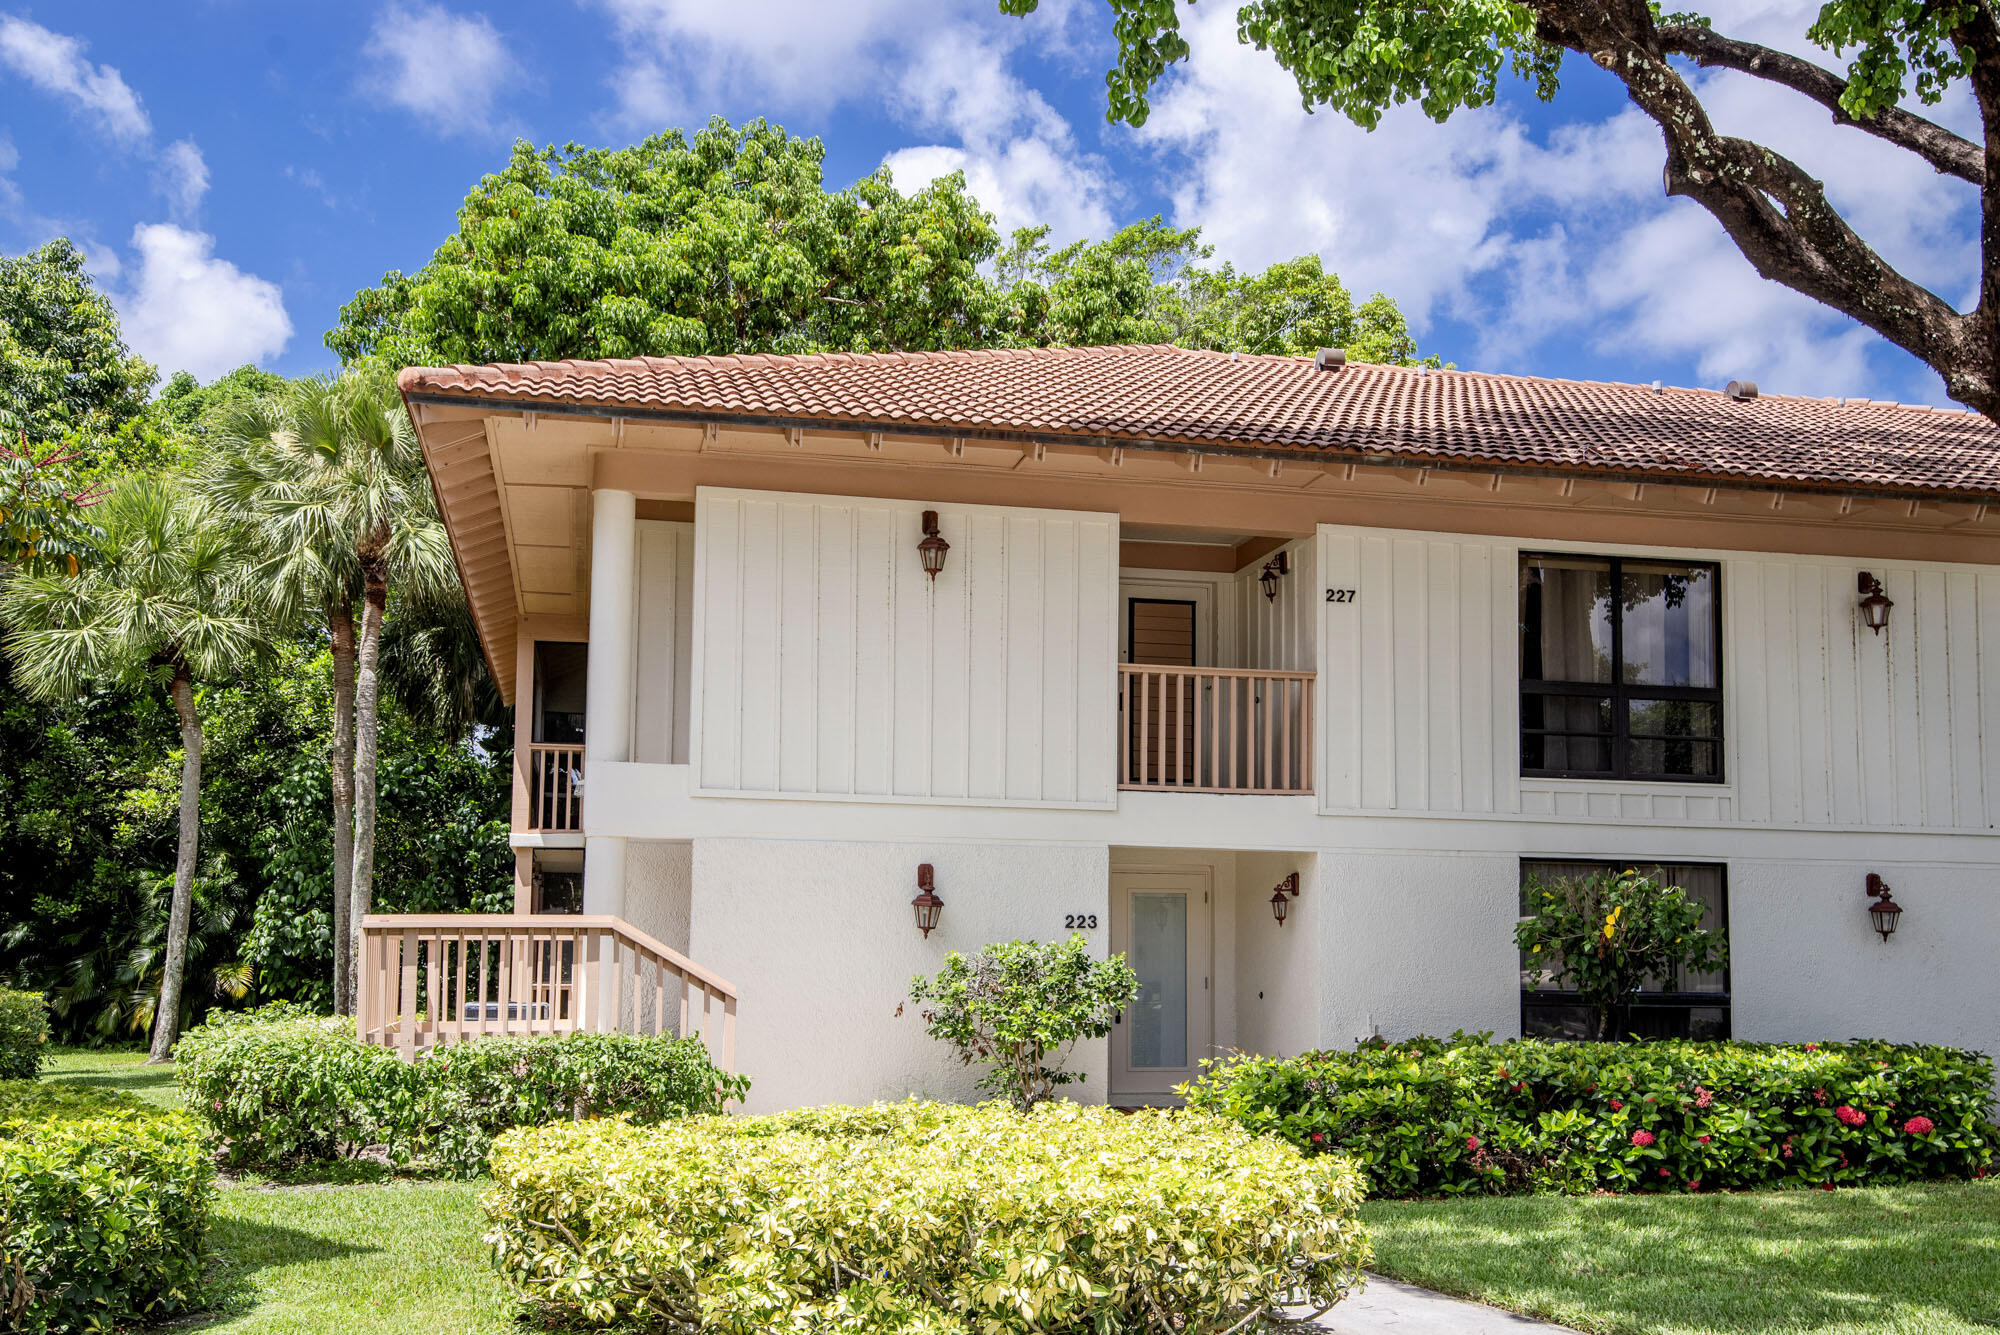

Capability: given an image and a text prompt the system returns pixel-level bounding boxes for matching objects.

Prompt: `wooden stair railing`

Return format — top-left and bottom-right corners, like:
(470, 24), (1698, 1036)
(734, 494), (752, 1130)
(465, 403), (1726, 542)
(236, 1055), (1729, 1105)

(356, 914), (737, 1072)
(1118, 664), (1315, 795)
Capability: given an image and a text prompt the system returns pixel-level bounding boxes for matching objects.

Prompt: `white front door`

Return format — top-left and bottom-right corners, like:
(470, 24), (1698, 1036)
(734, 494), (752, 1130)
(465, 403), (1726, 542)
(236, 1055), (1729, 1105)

(1109, 868), (1212, 1104)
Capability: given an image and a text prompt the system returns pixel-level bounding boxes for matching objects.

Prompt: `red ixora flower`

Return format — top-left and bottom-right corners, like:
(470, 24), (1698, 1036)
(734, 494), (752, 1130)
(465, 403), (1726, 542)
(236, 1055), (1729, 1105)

(1609, 1099), (1624, 1111)
(1820, 1182), (1836, 1192)
(1660, 1167), (1671, 1177)
(1804, 1043), (1819, 1052)
(1466, 1135), (1481, 1151)
(1695, 1087), (1714, 1109)
(1812, 1088), (1829, 1105)
(1904, 1116), (1935, 1135)
(1309, 1132), (1325, 1144)
(1835, 1105), (1867, 1128)
(1697, 1135), (1711, 1144)
(1631, 1130), (1656, 1148)
(1781, 1141), (1795, 1158)
(1687, 1180), (1702, 1192)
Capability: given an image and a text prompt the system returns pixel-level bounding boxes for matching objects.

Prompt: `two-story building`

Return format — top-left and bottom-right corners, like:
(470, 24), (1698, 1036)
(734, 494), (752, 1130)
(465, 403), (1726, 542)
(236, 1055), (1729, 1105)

(374, 344), (2000, 1112)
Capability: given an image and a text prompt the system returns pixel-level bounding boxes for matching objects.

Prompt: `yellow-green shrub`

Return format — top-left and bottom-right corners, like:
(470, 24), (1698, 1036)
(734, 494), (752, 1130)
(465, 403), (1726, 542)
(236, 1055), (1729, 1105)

(0, 1081), (213, 1334)
(484, 1100), (1371, 1334)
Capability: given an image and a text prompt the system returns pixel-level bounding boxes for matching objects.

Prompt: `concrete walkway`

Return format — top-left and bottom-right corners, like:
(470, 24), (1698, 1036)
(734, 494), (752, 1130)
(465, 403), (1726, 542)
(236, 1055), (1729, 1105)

(1304, 1273), (1580, 1334)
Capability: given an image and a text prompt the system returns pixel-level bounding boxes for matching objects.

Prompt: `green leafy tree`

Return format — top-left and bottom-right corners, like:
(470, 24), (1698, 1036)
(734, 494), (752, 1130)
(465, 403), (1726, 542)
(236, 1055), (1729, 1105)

(0, 239), (156, 456)
(202, 371), (455, 1014)
(1515, 867), (1728, 1042)
(909, 935), (1139, 1109)
(1001, 0), (2000, 420)
(0, 476), (262, 1060)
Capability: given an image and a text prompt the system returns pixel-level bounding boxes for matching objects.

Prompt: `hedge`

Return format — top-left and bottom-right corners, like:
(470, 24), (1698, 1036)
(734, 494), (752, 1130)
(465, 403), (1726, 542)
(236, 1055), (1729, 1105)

(0, 1081), (214, 1334)
(174, 1004), (750, 1176)
(1184, 1034), (1999, 1198)
(0, 988), (48, 1081)
(484, 1100), (1372, 1333)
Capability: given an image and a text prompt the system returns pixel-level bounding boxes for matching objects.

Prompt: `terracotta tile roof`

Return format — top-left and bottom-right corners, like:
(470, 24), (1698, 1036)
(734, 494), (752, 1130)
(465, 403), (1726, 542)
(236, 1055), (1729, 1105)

(398, 344), (2000, 499)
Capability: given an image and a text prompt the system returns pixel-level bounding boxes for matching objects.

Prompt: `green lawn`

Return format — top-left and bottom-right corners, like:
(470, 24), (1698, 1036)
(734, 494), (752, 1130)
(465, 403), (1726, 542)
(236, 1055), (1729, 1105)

(43, 1044), (182, 1108)
(1362, 1180), (2000, 1335)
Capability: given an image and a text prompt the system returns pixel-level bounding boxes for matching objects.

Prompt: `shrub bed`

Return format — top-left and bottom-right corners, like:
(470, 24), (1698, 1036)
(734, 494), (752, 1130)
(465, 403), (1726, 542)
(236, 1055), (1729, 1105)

(1185, 1035), (1998, 1198)
(484, 1100), (1372, 1334)
(0, 1081), (214, 1334)
(175, 1005), (749, 1176)
(0, 988), (49, 1080)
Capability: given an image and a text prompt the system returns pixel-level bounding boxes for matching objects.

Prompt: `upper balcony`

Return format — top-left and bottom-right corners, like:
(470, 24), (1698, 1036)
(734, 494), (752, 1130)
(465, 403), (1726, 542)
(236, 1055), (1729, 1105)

(1117, 665), (1314, 795)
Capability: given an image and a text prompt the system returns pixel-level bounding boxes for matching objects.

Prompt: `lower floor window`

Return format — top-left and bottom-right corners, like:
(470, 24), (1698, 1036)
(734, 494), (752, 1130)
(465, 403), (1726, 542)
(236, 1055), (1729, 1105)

(1519, 859), (1730, 1040)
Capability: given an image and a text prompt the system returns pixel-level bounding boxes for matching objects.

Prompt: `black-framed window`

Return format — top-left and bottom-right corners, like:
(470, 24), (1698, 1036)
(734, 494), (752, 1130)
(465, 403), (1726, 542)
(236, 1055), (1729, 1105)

(1519, 553), (1722, 781)
(1519, 859), (1731, 1040)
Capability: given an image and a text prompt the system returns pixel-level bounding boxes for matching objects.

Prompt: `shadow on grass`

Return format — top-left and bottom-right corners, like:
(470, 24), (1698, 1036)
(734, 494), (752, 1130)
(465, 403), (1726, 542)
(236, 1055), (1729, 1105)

(1363, 1181), (2000, 1334)
(182, 1216), (375, 1329)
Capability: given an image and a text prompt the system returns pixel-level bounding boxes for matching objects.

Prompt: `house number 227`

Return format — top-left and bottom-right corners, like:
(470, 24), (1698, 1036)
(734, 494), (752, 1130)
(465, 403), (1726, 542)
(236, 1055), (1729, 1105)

(1064, 914), (1100, 930)
(1325, 588), (1358, 603)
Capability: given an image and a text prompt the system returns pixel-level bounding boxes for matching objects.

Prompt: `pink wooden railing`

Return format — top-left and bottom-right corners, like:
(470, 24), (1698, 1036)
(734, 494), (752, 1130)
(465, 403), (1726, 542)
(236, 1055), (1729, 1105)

(356, 914), (737, 1071)
(1118, 664), (1315, 794)
(526, 745), (583, 832)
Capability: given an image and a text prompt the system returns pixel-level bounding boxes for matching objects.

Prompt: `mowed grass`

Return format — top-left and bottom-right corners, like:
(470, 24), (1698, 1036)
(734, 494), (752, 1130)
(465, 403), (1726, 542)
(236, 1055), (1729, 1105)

(1361, 1179), (2000, 1335)
(44, 1045), (521, 1333)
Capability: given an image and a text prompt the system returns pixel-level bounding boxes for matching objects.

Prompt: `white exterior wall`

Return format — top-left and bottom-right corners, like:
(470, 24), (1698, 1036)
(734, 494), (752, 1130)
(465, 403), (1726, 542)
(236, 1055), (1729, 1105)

(624, 839), (693, 954)
(633, 521), (695, 765)
(691, 488), (1119, 807)
(689, 838), (1110, 1113)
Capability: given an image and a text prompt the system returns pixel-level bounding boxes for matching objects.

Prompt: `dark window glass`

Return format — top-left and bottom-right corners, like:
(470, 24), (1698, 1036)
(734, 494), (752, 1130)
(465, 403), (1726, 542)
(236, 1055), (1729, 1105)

(1519, 554), (1722, 781)
(1518, 859), (1730, 1040)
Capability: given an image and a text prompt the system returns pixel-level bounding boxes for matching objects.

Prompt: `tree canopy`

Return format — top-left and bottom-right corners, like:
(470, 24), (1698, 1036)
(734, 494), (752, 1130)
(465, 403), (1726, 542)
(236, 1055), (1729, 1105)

(1000, 0), (2000, 421)
(329, 116), (1436, 369)
(0, 240), (156, 458)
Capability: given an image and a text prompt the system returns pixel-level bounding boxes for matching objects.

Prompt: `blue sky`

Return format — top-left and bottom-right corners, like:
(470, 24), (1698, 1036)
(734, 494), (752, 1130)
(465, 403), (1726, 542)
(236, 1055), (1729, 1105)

(0, 1), (1978, 406)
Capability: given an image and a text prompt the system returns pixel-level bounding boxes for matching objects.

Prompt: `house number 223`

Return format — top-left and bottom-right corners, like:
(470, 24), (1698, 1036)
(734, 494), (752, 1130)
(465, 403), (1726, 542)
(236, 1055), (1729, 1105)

(1064, 914), (1099, 930)
(1325, 588), (1358, 603)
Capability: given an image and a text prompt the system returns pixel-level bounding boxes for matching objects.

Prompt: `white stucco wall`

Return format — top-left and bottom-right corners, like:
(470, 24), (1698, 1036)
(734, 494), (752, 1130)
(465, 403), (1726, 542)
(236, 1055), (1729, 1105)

(689, 838), (1112, 1113)
(1234, 850), (1321, 1059)
(624, 839), (693, 954)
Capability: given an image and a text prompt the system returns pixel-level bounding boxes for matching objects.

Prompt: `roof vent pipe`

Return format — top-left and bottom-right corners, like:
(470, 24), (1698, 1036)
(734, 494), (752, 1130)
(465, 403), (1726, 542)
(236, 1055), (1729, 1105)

(1314, 347), (1346, 372)
(1725, 380), (1759, 401)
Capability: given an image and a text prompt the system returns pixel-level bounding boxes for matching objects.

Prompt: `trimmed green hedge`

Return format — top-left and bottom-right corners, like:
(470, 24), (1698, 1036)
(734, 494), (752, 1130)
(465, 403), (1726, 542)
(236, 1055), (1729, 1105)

(485, 1101), (1371, 1333)
(0, 1081), (214, 1334)
(0, 988), (49, 1081)
(1184, 1035), (1999, 1198)
(175, 1005), (750, 1177)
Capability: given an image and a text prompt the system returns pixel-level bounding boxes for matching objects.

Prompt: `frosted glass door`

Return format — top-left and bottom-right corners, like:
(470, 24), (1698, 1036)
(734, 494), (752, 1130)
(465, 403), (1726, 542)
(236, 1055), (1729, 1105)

(1128, 891), (1189, 1068)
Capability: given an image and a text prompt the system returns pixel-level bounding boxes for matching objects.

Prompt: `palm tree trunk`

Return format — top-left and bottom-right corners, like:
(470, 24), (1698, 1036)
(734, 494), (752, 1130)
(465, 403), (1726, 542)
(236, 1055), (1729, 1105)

(348, 539), (389, 1012)
(148, 665), (202, 1064)
(330, 597), (356, 1015)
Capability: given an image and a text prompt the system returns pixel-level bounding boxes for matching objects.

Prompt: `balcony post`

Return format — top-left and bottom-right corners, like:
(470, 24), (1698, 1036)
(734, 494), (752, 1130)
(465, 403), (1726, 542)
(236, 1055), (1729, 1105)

(583, 488), (636, 917)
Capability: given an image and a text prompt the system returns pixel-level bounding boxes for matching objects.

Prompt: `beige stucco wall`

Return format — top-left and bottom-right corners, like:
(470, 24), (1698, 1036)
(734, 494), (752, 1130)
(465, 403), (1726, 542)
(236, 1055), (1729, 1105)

(623, 839), (693, 954)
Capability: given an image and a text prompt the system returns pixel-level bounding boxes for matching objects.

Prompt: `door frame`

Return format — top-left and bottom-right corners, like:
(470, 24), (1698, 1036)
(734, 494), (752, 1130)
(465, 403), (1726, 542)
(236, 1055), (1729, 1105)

(1108, 863), (1214, 1105)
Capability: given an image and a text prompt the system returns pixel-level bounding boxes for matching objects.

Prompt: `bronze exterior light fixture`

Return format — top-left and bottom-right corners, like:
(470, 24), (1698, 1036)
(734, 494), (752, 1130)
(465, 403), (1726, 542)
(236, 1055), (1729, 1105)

(1260, 550), (1290, 602)
(918, 511), (950, 581)
(1857, 572), (1893, 634)
(1270, 871), (1300, 925)
(1865, 872), (1902, 941)
(912, 863), (944, 938)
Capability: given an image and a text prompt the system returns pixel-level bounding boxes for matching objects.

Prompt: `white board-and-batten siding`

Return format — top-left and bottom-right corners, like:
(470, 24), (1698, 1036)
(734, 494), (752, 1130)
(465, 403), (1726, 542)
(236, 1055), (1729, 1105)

(632, 520), (695, 765)
(1316, 523), (2000, 833)
(690, 488), (1119, 807)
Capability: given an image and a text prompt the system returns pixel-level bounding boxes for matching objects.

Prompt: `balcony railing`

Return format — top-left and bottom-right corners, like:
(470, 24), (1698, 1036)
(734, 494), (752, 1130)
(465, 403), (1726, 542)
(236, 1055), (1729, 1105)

(1118, 664), (1315, 795)
(526, 744), (583, 832)
(357, 913), (737, 1070)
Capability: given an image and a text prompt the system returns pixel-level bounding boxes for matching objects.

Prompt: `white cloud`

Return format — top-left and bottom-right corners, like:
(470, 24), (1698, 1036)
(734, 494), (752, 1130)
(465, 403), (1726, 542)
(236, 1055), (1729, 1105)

(361, 3), (520, 138)
(153, 138), (208, 222)
(0, 16), (149, 144)
(114, 224), (292, 380)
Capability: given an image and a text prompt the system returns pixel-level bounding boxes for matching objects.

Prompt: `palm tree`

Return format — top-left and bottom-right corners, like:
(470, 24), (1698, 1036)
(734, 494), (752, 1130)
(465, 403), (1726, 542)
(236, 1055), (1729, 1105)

(203, 370), (453, 1013)
(0, 476), (261, 1061)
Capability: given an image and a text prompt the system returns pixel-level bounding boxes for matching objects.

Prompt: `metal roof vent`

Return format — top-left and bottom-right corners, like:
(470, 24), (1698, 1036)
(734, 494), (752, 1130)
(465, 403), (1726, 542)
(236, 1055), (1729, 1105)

(1725, 380), (1759, 401)
(1314, 347), (1346, 372)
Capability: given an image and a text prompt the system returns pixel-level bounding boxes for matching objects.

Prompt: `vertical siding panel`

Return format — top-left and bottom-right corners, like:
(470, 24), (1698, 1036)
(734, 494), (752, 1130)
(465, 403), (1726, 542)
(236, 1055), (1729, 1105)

(1460, 541), (1495, 814)
(926, 509), (970, 799)
(1761, 563), (1803, 824)
(965, 512), (1009, 800)
(1792, 564), (1832, 824)
(1391, 538), (1428, 809)
(734, 499), (782, 791)
(1427, 541), (1462, 811)
(1947, 570), (1983, 827)
(776, 502), (819, 792)
(851, 507), (895, 795)
(632, 523), (673, 765)
(1886, 568), (1924, 825)
(1358, 535), (1397, 808)
(1319, 530), (1363, 809)
(1980, 574), (2000, 827)
(814, 508), (855, 793)
(1916, 569), (1955, 825)
(890, 507), (930, 796)
(1728, 560), (1771, 822)
(1082, 519), (1118, 805)
(1041, 521), (1079, 801)
(696, 498), (742, 789)
(1855, 566), (1897, 824)
(1822, 562), (1864, 827)
(1004, 515), (1044, 800)
(671, 527), (694, 765)
(1494, 543), (1520, 814)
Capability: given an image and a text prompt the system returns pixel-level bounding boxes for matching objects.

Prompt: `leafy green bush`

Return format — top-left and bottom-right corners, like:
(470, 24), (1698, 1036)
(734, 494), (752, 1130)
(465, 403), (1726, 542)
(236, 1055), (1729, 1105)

(485, 1100), (1371, 1333)
(909, 934), (1138, 1109)
(0, 988), (49, 1080)
(1185, 1035), (1999, 1198)
(175, 1005), (748, 1176)
(0, 1080), (213, 1334)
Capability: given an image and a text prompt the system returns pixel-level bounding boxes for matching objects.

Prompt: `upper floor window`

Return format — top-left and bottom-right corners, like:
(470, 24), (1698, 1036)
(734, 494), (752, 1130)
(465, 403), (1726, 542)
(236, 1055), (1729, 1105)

(1519, 554), (1722, 782)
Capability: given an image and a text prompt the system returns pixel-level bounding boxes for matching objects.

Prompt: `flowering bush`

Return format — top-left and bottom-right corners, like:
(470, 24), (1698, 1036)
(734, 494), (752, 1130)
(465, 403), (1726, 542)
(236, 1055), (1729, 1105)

(1184, 1034), (1997, 1198)
(485, 1101), (1371, 1333)
(175, 1004), (747, 1176)
(0, 1081), (213, 1334)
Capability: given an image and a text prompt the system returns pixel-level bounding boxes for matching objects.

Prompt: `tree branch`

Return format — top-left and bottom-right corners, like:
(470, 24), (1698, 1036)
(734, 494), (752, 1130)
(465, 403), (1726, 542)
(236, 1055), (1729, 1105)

(1657, 24), (1985, 186)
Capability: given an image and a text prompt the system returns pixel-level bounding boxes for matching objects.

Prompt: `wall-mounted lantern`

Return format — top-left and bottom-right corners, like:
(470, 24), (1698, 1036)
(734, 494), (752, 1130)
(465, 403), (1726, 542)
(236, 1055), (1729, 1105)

(912, 863), (945, 938)
(1270, 871), (1301, 925)
(918, 511), (950, 582)
(1864, 872), (1902, 941)
(1259, 550), (1291, 602)
(1857, 572), (1893, 635)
